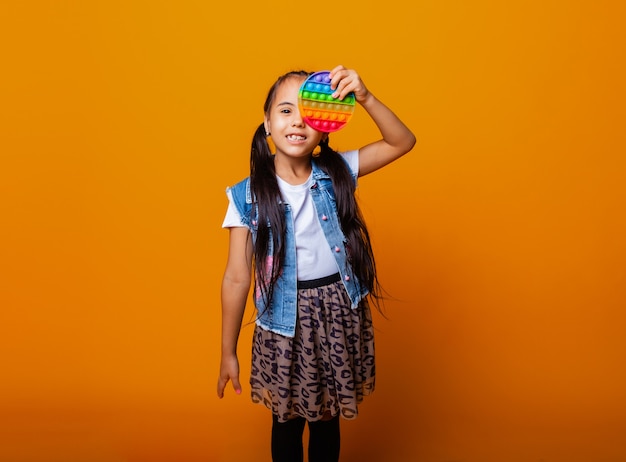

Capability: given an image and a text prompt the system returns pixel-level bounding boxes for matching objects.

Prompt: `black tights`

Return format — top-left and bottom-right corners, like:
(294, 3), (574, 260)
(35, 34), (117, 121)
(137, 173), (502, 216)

(271, 414), (341, 462)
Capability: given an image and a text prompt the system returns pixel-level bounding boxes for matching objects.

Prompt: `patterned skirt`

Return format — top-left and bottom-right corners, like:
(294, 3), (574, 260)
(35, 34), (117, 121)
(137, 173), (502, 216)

(250, 274), (375, 423)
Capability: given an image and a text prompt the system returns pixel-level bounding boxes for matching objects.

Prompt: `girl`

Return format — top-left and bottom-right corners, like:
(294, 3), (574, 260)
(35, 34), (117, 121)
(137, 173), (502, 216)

(217, 65), (415, 462)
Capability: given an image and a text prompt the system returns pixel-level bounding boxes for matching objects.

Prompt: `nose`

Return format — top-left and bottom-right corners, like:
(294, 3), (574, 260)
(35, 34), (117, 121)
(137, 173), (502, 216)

(292, 109), (305, 127)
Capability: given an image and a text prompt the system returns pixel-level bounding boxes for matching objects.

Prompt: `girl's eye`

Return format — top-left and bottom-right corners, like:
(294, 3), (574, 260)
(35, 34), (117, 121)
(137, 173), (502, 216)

(280, 108), (291, 114)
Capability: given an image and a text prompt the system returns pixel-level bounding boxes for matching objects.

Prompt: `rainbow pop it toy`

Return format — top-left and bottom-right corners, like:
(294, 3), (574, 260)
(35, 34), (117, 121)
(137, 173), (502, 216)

(298, 71), (355, 133)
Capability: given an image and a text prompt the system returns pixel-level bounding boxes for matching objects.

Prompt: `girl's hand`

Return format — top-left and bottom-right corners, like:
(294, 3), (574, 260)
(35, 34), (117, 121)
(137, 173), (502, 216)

(217, 354), (242, 398)
(329, 65), (371, 104)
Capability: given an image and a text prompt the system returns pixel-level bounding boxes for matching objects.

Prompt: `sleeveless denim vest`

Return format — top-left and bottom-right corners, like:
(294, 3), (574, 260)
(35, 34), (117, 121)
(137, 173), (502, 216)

(226, 159), (369, 337)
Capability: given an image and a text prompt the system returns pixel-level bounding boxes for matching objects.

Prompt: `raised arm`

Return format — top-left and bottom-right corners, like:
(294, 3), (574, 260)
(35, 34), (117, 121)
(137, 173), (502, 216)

(329, 65), (416, 177)
(217, 226), (253, 398)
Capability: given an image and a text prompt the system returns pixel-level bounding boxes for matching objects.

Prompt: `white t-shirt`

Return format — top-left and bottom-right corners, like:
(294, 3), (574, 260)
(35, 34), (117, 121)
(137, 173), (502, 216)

(222, 150), (359, 281)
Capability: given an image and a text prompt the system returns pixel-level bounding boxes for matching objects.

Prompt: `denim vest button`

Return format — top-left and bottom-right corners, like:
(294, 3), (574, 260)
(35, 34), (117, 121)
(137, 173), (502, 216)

(322, 215), (328, 221)
(335, 246), (340, 252)
(345, 275), (350, 281)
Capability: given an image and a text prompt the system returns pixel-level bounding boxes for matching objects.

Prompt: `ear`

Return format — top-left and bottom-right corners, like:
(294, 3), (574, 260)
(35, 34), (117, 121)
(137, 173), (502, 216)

(264, 117), (270, 135)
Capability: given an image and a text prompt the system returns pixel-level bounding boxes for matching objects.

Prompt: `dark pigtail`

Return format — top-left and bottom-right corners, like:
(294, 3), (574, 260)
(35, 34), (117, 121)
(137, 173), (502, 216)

(314, 139), (383, 306)
(250, 123), (284, 309)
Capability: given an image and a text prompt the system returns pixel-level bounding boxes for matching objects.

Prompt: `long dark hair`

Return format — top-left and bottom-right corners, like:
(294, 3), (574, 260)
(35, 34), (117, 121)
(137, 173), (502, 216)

(250, 71), (382, 311)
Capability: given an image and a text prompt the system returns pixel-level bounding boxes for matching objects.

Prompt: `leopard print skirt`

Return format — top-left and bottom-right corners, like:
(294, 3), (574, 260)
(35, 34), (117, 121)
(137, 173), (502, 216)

(250, 275), (375, 423)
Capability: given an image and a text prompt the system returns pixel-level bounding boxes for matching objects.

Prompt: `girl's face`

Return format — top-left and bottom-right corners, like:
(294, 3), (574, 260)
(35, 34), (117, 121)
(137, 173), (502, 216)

(264, 76), (325, 159)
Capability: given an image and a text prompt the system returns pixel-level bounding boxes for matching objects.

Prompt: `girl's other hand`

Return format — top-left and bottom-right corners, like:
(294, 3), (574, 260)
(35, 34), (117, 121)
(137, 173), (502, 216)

(217, 354), (242, 398)
(329, 65), (371, 104)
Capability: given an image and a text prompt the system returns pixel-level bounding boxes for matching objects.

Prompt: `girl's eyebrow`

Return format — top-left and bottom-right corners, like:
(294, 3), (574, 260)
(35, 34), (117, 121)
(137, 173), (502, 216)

(276, 101), (295, 107)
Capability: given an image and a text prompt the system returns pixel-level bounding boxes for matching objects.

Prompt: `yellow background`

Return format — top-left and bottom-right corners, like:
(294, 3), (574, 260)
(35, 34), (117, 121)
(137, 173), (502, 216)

(2, 1), (625, 461)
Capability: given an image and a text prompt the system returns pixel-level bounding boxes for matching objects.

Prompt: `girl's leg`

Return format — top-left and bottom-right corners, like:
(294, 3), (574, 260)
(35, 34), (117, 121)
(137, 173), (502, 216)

(271, 414), (306, 462)
(307, 413), (340, 462)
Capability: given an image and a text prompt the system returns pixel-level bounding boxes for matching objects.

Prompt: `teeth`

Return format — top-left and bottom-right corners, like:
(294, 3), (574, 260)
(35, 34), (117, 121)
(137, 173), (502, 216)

(287, 135), (305, 141)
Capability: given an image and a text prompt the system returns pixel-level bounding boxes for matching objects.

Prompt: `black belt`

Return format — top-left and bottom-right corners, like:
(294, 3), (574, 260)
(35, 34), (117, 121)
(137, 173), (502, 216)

(297, 272), (341, 289)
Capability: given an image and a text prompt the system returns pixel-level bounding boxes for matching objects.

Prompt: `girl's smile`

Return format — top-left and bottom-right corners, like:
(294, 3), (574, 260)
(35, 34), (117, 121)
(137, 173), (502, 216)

(285, 133), (309, 146)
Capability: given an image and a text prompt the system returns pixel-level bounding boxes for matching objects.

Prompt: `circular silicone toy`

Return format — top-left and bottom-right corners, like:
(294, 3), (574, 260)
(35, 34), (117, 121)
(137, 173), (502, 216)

(298, 71), (356, 133)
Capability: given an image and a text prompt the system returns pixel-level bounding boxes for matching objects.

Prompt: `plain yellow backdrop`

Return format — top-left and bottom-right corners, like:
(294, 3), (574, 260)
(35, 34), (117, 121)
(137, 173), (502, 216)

(1, 0), (625, 461)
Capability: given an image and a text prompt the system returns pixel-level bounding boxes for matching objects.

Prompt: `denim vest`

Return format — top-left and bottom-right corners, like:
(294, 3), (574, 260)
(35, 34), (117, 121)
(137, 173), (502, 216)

(226, 159), (369, 337)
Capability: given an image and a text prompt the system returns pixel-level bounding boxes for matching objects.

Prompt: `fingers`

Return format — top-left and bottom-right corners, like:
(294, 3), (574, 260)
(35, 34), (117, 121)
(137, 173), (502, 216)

(231, 375), (242, 395)
(329, 65), (368, 102)
(216, 375), (242, 398)
(329, 64), (346, 77)
(329, 66), (352, 99)
(217, 355), (241, 398)
(217, 376), (227, 399)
